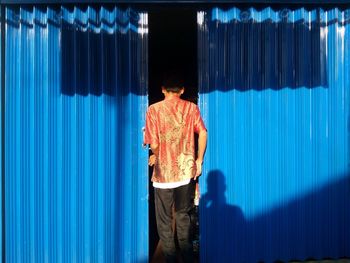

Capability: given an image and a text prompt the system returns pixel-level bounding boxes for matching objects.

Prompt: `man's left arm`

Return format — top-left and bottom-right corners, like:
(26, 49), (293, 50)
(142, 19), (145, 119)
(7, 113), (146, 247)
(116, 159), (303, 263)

(148, 143), (159, 166)
(144, 107), (159, 166)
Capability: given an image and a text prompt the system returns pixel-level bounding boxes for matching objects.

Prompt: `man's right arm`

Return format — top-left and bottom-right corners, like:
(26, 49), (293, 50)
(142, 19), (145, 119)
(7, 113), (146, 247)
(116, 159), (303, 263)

(195, 129), (207, 179)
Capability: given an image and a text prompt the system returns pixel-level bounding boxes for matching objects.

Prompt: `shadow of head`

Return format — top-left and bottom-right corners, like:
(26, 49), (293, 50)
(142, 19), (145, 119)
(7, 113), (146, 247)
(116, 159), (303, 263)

(203, 169), (227, 206)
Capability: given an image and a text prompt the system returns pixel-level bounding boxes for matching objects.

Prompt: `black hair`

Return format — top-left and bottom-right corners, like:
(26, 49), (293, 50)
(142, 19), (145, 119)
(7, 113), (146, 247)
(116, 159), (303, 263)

(162, 71), (184, 93)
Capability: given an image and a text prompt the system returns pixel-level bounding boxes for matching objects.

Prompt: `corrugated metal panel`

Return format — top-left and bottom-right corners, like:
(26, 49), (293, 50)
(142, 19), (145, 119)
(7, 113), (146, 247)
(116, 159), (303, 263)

(4, 5), (148, 263)
(3, 1), (350, 4)
(198, 7), (350, 263)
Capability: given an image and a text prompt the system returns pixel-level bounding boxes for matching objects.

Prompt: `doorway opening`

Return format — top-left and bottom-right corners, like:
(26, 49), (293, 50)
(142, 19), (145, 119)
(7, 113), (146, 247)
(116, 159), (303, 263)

(148, 6), (198, 261)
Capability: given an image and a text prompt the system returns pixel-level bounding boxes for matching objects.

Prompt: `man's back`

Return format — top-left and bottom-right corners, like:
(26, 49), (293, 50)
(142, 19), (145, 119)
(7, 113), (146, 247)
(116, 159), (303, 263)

(145, 97), (206, 183)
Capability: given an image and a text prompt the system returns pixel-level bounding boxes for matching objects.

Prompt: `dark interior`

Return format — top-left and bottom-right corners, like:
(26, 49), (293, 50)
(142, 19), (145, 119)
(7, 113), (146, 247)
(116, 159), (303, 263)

(148, 7), (198, 104)
(148, 7), (198, 258)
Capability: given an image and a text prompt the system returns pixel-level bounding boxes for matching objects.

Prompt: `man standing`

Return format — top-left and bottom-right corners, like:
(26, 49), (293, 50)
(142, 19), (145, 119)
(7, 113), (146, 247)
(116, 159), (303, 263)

(144, 74), (207, 263)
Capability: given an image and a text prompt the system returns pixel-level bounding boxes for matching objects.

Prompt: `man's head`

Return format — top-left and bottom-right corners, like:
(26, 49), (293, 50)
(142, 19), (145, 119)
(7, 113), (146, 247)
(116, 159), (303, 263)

(161, 71), (185, 95)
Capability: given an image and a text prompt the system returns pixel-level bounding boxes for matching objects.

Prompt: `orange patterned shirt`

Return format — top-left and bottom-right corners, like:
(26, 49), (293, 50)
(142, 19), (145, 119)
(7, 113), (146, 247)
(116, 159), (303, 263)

(144, 97), (206, 183)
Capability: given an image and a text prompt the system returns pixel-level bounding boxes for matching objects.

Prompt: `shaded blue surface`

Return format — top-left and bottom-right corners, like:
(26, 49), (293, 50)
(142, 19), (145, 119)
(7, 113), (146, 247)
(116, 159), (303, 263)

(198, 7), (350, 263)
(4, 6), (148, 263)
(2, 0), (350, 4)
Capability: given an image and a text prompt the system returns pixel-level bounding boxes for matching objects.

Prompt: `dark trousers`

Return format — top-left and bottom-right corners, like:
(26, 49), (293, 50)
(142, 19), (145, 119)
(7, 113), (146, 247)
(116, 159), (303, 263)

(154, 181), (194, 263)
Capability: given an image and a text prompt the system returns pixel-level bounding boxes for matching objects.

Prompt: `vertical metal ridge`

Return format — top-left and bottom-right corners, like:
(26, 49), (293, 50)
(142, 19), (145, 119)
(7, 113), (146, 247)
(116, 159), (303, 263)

(1, 4), (5, 263)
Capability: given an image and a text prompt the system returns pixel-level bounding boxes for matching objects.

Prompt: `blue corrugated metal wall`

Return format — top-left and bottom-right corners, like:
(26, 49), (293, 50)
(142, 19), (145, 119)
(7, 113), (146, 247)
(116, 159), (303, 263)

(3, 5), (148, 263)
(198, 7), (350, 263)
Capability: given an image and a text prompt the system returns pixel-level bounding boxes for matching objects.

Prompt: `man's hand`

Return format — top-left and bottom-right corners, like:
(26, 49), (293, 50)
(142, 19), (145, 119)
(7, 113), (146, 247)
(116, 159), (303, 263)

(194, 159), (203, 180)
(149, 154), (157, 166)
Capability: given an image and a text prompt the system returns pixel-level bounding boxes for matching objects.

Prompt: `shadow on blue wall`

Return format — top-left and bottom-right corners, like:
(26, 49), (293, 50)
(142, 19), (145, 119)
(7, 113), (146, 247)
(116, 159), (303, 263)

(199, 14), (329, 93)
(60, 8), (146, 96)
(200, 170), (350, 262)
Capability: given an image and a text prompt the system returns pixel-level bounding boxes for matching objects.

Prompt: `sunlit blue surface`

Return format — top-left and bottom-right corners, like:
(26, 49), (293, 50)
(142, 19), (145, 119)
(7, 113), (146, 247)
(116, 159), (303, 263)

(3, 6), (148, 263)
(199, 6), (350, 262)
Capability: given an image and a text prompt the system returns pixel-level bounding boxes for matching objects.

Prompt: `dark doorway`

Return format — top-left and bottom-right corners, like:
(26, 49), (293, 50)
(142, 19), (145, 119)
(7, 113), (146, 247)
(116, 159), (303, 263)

(148, 7), (198, 104)
(148, 6), (198, 261)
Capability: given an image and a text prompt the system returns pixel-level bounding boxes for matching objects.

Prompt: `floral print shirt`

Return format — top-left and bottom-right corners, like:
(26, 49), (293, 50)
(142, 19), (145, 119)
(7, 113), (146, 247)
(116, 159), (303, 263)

(144, 97), (206, 183)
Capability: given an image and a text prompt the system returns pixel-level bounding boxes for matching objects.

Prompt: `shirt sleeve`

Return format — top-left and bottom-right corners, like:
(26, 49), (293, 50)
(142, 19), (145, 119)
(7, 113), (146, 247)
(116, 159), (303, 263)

(193, 105), (206, 134)
(144, 107), (159, 145)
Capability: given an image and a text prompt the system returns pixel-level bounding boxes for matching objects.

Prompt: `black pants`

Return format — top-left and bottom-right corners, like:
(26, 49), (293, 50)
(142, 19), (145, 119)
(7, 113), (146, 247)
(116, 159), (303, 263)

(154, 181), (195, 263)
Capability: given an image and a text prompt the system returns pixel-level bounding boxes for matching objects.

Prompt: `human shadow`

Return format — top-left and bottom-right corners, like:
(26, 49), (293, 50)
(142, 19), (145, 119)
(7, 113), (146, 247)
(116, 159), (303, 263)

(199, 170), (350, 263)
(199, 170), (246, 263)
